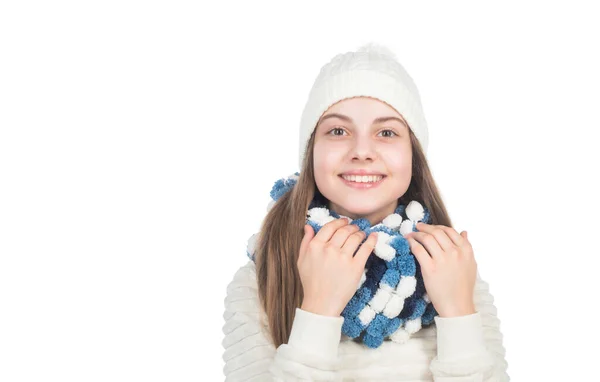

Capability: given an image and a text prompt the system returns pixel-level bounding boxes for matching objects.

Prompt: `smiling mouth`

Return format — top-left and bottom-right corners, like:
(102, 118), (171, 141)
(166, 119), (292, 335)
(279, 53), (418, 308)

(338, 175), (386, 189)
(338, 174), (387, 183)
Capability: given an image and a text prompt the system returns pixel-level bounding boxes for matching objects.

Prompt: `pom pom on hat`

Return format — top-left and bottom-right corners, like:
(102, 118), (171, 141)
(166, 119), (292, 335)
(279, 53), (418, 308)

(356, 42), (399, 60)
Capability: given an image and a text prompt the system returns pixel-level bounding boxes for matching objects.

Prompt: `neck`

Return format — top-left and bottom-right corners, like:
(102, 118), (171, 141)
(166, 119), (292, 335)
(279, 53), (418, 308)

(327, 199), (399, 226)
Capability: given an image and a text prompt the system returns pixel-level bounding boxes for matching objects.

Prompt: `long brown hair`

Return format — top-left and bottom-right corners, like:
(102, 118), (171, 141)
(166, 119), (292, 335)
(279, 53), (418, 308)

(253, 123), (453, 348)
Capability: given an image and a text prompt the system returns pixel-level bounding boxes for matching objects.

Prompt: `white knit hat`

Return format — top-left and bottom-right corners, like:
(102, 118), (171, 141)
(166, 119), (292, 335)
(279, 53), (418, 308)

(298, 42), (429, 169)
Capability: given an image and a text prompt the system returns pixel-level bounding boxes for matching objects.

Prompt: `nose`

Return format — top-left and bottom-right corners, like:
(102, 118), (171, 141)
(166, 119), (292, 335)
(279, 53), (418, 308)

(351, 135), (377, 162)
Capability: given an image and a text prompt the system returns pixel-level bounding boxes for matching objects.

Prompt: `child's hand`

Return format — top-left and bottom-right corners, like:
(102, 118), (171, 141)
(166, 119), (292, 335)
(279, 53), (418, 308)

(404, 222), (477, 318)
(298, 218), (377, 317)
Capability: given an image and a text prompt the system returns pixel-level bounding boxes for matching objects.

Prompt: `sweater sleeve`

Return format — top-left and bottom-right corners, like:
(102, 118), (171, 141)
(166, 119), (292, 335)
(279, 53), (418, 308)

(222, 261), (344, 381)
(428, 272), (510, 382)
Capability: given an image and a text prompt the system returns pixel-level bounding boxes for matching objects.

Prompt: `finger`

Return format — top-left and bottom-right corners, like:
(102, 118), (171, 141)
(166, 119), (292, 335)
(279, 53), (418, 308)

(459, 231), (473, 254)
(298, 224), (314, 262)
(329, 223), (361, 248)
(353, 232), (378, 268)
(312, 218), (350, 244)
(415, 222), (456, 253)
(460, 230), (469, 244)
(340, 230), (366, 257)
(406, 236), (433, 271)
(420, 222), (468, 249)
(406, 231), (444, 260)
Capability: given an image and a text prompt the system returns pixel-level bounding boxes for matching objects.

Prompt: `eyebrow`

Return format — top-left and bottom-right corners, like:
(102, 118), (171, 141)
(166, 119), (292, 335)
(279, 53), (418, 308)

(317, 113), (408, 129)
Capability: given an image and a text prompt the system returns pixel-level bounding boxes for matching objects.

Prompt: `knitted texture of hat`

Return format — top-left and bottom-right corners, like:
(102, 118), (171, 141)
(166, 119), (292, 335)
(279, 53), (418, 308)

(297, 42), (430, 169)
(246, 172), (439, 349)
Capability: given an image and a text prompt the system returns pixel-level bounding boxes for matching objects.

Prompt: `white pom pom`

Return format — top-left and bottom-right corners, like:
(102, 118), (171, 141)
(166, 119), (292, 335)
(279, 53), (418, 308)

(374, 243), (396, 262)
(404, 318), (422, 334)
(382, 213), (403, 230)
(369, 284), (394, 312)
(358, 305), (377, 326)
(405, 201), (425, 222)
(382, 294), (405, 318)
(396, 276), (417, 298)
(375, 231), (392, 245)
(246, 233), (258, 256)
(373, 231), (394, 260)
(399, 219), (415, 236)
(307, 207), (335, 226)
(307, 207), (328, 219)
(357, 268), (367, 289)
(356, 42), (398, 60)
(389, 327), (410, 344)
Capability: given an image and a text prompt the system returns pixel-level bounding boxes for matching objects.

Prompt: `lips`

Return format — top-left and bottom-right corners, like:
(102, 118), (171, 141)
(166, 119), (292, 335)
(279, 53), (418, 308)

(339, 171), (386, 176)
(338, 174), (386, 189)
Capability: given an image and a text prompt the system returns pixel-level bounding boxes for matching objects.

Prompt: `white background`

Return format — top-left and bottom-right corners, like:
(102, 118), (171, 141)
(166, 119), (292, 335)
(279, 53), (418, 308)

(1, 1), (598, 381)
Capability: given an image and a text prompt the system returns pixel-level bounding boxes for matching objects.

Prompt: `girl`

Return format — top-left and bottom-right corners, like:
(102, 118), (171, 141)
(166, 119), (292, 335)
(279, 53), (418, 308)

(222, 42), (509, 381)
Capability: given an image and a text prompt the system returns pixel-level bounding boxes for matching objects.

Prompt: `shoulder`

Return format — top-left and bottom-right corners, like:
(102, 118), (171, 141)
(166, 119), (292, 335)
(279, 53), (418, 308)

(224, 260), (269, 324)
(227, 260), (258, 290)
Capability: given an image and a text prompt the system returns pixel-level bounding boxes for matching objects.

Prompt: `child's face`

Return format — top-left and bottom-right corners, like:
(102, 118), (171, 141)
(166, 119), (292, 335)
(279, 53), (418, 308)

(312, 96), (412, 226)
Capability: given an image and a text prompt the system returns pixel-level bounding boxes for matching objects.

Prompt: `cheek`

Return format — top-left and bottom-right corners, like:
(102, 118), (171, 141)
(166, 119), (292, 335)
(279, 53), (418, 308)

(313, 141), (344, 170)
(381, 147), (411, 172)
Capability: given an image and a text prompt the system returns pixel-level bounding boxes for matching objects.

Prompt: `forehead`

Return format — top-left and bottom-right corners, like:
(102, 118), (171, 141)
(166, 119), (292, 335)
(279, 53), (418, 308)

(327, 96), (400, 115)
(317, 96), (407, 127)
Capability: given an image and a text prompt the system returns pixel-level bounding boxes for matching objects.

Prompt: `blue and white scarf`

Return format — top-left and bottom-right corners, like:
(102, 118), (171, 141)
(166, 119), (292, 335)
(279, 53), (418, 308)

(246, 172), (439, 348)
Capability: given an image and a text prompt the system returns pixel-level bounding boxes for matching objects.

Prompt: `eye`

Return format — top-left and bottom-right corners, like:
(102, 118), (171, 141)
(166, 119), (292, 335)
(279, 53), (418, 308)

(378, 129), (398, 138)
(327, 127), (347, 136)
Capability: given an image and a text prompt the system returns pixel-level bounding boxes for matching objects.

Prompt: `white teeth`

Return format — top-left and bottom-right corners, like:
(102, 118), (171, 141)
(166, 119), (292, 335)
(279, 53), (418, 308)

(342, 175), (383, 183)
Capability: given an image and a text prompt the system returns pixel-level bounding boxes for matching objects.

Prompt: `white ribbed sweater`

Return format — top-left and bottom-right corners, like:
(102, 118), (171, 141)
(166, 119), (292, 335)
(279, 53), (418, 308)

(222, 260), (510, 381)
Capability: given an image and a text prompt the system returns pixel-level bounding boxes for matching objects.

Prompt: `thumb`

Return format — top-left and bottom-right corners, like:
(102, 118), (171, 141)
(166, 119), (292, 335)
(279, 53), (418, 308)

(304, 223), (314, 239)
